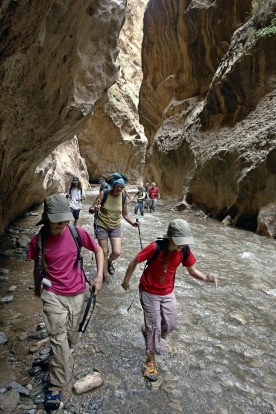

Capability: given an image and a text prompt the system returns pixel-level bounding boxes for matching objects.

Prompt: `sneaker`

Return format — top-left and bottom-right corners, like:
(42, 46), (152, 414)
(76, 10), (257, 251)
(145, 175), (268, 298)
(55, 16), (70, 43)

(44, 387), (62, 412)
(107, 261), (115, 275)
(143, 361), (158, 382)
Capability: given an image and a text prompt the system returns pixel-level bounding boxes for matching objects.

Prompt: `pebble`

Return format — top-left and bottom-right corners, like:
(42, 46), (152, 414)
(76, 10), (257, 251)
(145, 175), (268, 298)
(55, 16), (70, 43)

(0, 332), (8, 345)
(0, 295), (14, 304)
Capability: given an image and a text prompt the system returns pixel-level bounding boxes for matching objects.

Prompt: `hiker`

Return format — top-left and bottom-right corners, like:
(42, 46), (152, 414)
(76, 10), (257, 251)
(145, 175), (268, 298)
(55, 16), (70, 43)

(27, 194), (104, 411)
(99, 177), (110, 192)
(148, 182), (160, 212)
(121, 218), (217, 381)
(144, 182), (150, 211)
(89, 173), (139, 280)
(131, 185), (147, 216)
(67, 176), (85, 226)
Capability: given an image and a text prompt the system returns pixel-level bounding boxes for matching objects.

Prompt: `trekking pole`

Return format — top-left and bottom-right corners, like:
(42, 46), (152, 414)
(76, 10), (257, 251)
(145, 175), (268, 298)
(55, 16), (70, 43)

(92, 199), (101, 262)
(136, 218), (143, 250)
(127, 219), (143, 312)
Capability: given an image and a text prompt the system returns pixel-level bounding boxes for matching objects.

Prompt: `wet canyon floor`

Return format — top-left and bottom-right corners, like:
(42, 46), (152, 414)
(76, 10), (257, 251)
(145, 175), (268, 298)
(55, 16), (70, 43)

(0, 191), (275, 413)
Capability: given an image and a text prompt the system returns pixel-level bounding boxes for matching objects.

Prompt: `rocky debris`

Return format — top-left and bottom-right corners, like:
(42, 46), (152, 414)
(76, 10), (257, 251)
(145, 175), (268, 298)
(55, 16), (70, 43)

(73, 372), (104, 394)
(228, 312), (247, 325)
(0, 332), (7, 345)
(0, 295), (13, 304)
(0, 250), (14, 258)
(0, 388), (20, 412)
(16, 235), (31, 249)
(7, 381), (30, 397)
(222, 215), (234, 226)
(29, 337), (49, 353)
(150, 376), (163, 391)
(257, 203), (276, 239)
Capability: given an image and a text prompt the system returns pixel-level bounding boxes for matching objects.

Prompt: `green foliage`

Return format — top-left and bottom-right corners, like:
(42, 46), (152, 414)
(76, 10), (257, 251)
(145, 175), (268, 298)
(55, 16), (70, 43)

(251, 14), (276, 45)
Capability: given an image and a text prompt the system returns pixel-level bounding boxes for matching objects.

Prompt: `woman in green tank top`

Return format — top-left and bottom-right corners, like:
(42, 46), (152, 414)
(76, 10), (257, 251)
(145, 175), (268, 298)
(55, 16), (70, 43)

(89, 178), (139, 280)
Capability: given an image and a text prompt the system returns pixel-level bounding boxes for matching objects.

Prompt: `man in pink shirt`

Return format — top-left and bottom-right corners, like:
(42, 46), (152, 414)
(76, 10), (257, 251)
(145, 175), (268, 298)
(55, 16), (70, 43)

(27, 194), (104, 411)
(122, 219), (217, 381)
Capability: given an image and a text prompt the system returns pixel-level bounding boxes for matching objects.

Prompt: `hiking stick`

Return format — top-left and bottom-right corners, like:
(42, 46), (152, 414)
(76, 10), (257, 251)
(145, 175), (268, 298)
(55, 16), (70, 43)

(136, 218), (143, 250)
(127, 220), (143, 312)
(91, 199), (101, 262)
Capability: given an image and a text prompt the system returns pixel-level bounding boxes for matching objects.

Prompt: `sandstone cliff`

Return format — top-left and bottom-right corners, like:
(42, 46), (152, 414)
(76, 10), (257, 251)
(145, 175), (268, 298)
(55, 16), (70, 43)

(139, 0), (276, 237)
(0, 0), (128, 233)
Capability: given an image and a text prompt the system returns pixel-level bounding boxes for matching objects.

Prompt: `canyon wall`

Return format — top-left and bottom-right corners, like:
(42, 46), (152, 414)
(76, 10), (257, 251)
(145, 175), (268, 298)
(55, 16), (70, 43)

(139, 0), (276, 236)
(0, 0), (128, 233)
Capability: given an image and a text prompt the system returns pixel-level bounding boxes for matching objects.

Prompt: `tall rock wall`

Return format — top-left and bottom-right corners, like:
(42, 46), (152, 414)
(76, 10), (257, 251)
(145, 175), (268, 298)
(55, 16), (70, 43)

(77, 0), (148, 182)
(0, 0), (128, 233)
(139, 0), (276, 236)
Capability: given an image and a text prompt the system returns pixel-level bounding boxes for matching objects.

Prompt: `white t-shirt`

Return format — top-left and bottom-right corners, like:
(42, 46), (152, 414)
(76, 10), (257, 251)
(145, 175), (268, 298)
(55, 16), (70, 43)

(68, 187), (85, 210)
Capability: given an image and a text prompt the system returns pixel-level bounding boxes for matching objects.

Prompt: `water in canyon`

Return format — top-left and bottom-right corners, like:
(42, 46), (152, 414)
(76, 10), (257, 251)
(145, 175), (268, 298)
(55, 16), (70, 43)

(0, 190), (275, 413)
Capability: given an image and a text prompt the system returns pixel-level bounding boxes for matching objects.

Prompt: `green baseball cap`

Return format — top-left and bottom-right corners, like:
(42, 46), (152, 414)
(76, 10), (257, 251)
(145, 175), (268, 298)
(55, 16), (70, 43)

(167, 219), (194, 245)
(36, 194), (74, 225)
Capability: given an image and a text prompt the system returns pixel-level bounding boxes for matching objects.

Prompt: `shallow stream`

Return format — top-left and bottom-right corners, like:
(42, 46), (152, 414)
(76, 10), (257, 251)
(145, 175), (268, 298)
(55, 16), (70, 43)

(0, 190), (275, 413)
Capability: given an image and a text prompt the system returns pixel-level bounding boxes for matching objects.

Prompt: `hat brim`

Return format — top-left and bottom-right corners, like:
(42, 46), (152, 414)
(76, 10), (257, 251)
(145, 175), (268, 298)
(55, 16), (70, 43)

(48, 212), (74, 223)
(36, 211), (74, 225)
(36, 218), (46, 226)
(172, 235), (194, 245)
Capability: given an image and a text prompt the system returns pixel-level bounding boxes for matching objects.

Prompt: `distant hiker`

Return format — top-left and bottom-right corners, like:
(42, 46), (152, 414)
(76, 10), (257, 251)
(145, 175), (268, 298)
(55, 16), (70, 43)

(144, 182), (150, 192)
(89, 172), (139, 280)
(67, 176), (85, 226)
(122, 219), (217, 382)
(27, 194), (104, 411)
(131, 185), (147, 216)
(99, 177), (110, 192)
(148, 182), (160, 212)
(144, 182), (150, 211)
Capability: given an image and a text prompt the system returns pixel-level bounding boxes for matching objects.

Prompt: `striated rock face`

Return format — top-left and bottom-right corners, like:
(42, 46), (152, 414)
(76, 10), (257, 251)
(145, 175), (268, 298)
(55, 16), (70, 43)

(0, 0), (127, 233)
(34, 136), (90, 199)
(77, 0), (148, 183)
(139, 0), (276, 237)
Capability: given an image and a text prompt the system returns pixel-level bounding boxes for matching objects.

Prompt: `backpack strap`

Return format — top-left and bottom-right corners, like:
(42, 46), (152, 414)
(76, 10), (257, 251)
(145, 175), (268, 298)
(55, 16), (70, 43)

(68, 223), (82, 267)
(101, 189), (109, 207)
(101, 189), (126, 207)
(146, 239), (190, 267)
(182, 245), (190, 262)
(68, 224), (91, 285)
(146, 239), (165, 267)
(37, 229), (44, 277)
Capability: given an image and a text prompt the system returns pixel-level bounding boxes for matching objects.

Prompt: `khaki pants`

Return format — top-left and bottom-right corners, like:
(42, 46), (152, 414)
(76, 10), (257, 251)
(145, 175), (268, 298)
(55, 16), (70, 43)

(41, 289), (86, 386)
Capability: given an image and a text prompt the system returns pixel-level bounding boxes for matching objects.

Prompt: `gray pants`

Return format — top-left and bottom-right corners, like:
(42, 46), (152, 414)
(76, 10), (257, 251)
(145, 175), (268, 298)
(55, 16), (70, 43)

(41, 289), (86, 386)
(139, 290), (177, 356)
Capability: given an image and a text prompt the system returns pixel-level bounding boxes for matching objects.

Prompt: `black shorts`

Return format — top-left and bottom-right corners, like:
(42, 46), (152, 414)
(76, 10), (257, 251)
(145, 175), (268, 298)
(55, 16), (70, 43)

(70, 208), (80, 220)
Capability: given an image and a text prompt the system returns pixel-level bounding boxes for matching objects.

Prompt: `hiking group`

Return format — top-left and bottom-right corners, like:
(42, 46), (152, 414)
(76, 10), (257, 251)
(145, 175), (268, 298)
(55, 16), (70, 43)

(27, 172), (218, 411)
